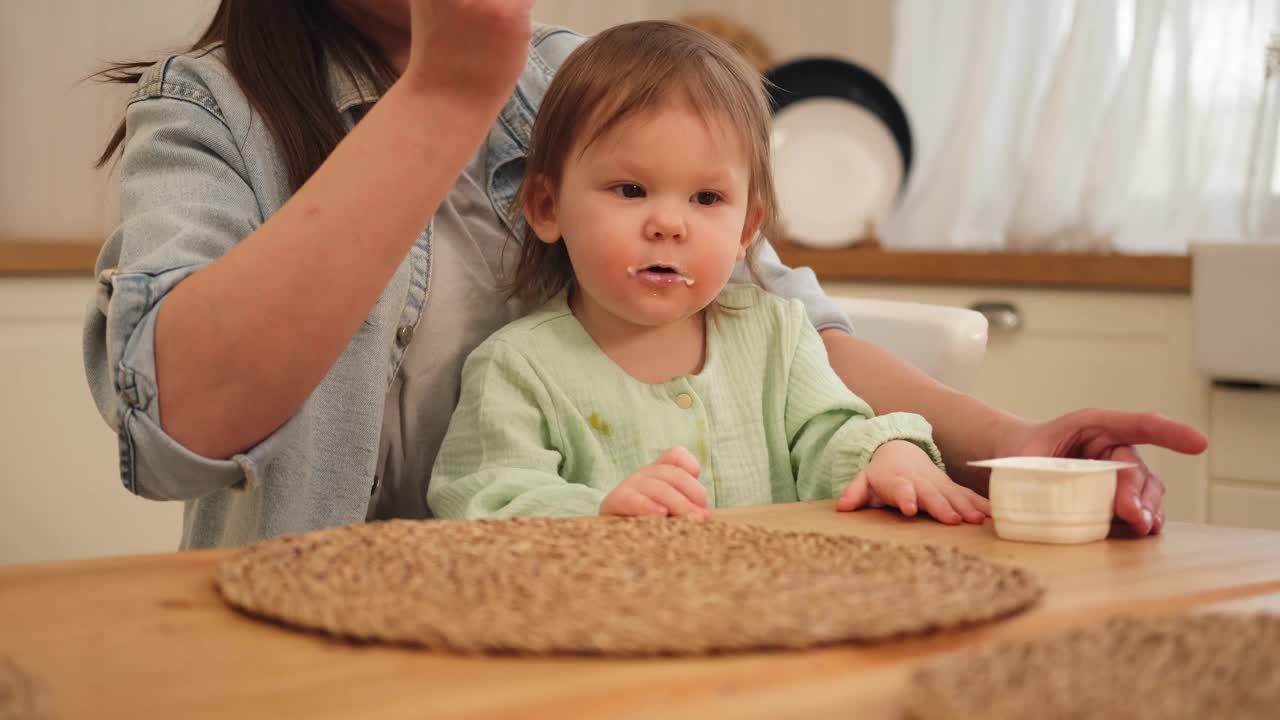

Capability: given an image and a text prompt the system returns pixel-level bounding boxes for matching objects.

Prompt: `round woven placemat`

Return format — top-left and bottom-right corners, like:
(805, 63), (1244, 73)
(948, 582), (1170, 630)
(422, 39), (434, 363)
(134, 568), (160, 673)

(216, 517), (1041, 655)
(907, 613), (1280, 720)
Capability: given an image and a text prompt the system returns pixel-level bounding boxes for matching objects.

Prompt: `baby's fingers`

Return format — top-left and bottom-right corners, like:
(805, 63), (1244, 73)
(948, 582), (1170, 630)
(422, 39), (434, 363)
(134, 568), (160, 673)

(640, 469), (709, 518)
(655, 445), (701, 479)
(973, 489), (992, 517)
(601, 488), (668, 517)
(915, 480), (963, 525)
(649, 464), (708, 510)
(836, 471), (871, 512)
(879, 475), (918, 516)
(940, 482), (990, 524)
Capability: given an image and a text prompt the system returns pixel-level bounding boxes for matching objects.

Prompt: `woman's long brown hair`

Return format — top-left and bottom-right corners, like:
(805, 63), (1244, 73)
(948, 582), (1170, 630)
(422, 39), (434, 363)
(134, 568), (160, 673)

(93, 1), (397, 192)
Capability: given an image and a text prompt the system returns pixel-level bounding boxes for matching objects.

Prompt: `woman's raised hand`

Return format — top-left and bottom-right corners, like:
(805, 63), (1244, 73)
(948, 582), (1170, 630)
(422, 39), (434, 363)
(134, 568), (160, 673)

(405, 0), (535, 109)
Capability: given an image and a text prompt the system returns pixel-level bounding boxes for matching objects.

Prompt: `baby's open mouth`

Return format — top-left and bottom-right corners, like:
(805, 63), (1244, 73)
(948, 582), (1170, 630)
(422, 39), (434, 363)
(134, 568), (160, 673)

(627, 264), (695, 286)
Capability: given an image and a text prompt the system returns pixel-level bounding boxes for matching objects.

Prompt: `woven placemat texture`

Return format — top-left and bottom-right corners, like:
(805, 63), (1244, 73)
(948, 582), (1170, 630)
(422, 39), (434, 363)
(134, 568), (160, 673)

(0, 656), (50, 720)
(216, 517), (1041, 655)
(907, 613), (1280, 720)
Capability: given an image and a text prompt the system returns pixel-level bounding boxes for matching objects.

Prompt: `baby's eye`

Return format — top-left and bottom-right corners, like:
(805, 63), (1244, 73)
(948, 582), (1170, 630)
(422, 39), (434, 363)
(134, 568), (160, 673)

(611, 183), (645, 199)
(693, 191), (721, 206)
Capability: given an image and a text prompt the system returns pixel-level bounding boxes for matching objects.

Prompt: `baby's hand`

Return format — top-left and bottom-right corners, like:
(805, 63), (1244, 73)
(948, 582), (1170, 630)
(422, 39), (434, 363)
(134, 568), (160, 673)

(835, 440), (990, 524)
(599, 446), (709, 519)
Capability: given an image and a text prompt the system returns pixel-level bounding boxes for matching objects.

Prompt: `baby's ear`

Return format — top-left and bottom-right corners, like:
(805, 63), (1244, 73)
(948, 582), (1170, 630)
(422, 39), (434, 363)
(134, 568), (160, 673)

(521, 175), (562, 245)
(738, 204), (765, 259)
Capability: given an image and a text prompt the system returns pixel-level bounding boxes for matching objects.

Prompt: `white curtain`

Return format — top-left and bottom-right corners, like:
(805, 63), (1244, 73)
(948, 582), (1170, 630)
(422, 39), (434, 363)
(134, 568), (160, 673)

(882, 0), (1280, 253)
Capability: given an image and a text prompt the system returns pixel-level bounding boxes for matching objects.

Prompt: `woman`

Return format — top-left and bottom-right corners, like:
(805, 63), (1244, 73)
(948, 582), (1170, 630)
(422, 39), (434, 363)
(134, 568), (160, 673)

(84, 0), (1204, 548)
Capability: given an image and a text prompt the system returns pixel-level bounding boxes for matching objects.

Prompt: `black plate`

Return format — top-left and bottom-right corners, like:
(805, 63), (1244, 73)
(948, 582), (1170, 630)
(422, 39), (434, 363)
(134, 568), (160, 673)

(765, 57), (913, 181)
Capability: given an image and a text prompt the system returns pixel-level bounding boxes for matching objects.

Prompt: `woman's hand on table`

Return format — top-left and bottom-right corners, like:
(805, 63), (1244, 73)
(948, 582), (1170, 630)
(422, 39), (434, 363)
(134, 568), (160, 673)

(993, 410), (1209, 536)
(836, 440), (990, 524)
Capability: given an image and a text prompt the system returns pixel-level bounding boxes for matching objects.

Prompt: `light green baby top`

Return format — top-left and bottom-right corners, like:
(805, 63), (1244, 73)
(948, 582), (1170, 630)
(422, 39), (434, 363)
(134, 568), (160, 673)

(428, 284), (943, 519)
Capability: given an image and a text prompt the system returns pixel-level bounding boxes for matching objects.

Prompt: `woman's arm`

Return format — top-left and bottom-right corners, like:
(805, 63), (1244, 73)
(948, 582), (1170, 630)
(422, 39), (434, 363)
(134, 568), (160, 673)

(820, 328), (1208, 535)
(156, 83), (497, 459)
(156, 1), (533, 459)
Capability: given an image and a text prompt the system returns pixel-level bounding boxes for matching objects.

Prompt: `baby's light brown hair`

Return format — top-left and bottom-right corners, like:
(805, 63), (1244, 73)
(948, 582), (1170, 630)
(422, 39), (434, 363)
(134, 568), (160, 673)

(508, 20), (779, 306)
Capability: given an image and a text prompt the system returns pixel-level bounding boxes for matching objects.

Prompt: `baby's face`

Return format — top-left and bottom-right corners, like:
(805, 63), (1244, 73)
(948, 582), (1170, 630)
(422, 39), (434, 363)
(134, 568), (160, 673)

(543, 99), (761, 329)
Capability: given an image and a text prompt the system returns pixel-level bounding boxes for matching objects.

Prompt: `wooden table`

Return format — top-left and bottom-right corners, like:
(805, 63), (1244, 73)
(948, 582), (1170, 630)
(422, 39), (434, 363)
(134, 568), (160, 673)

(2, 501), (1278, 719)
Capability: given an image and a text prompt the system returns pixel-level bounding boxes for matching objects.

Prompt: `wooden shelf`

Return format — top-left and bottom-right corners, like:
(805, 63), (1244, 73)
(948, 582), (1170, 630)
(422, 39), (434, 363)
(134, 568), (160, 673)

(772, 240), (1191, 292)
(1, 238), (1192, 292)
(0, 240), (101, 276)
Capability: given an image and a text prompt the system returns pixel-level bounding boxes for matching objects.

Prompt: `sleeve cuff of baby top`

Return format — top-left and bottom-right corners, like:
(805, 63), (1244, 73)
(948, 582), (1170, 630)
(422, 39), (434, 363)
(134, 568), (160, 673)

(109, 268), (287, 501)
(502, 488), (606, 519)
(434, 476), (606, 519)
(824, 412), (946, 499)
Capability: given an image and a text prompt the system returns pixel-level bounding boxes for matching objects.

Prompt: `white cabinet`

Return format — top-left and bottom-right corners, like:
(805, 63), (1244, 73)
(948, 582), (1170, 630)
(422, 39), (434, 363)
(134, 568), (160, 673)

(821, 282), (1212, 523)
(1207, 386), (1280, 529)
(0, 278), (182, 564)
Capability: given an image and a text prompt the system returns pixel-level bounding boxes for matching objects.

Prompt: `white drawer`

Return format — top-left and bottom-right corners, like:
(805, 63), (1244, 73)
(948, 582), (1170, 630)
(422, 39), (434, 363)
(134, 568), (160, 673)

(1209, 387), (1280, 487)
(1209, 483), (1280, 530)
(1192, 242), (1280, 384)
(0, 278), (182, 564)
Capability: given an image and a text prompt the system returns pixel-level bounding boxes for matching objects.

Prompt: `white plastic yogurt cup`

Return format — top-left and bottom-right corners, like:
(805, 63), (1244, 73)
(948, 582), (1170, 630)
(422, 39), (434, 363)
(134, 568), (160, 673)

(968, 457), (1136, 544)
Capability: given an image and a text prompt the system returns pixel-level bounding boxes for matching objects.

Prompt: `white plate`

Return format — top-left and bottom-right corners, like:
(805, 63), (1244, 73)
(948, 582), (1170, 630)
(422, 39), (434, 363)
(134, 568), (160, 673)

(770, 98), (903, 249)
(967, 457), (1137, 473)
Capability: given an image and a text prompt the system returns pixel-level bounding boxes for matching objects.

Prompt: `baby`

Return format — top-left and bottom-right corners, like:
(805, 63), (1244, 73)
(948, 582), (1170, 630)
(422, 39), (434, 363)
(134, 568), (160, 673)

(428, 20), (989, 525)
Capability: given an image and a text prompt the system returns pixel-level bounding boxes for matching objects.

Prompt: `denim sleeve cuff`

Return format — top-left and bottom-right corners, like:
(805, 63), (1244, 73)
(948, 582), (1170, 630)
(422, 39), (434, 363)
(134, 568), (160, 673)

(734, 238), (855, 335)
(108, 267), (286, 500)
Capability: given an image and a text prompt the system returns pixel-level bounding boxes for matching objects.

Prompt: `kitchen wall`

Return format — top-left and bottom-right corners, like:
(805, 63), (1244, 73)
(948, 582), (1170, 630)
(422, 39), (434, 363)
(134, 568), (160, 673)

(0, 0), (216, 242)
(534, 1), (892, 74)
(0, 278), (183, 564)
(0, 0), (893, 244)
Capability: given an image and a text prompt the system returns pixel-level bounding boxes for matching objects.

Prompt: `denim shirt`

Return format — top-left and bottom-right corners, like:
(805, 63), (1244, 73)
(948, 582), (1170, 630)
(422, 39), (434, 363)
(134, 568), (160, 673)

(83, 25), (855, 549)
